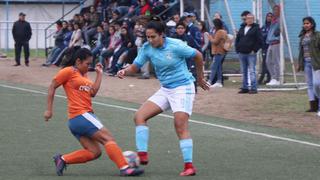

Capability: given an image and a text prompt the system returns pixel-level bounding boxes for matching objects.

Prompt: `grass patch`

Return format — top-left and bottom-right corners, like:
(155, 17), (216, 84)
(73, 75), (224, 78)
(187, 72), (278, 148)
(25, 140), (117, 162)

(0, 49), (46, 58)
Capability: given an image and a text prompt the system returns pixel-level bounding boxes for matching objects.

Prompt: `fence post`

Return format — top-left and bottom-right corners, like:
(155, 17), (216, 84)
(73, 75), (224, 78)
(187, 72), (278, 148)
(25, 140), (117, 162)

(36, 23), (39, 57)
(5, 0), (9, 53)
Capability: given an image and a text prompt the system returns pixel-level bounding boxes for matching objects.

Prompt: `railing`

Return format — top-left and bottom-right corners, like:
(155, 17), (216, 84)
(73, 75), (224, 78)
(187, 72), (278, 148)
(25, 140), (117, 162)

(157, 1), (179, 21)
(0, 21), (55, 56)
(44, 0), (88, 57)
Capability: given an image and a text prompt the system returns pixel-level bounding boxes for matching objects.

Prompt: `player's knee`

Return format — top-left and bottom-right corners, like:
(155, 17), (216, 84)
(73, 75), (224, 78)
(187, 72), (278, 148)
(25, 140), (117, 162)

(174, 121), (188, 134)
(175, 126), (186, 134)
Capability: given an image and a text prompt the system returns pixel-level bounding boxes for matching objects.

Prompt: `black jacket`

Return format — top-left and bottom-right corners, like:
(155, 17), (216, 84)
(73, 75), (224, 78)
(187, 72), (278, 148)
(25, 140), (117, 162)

(235, 23), (263, 54)
(12, 20), (32, 42)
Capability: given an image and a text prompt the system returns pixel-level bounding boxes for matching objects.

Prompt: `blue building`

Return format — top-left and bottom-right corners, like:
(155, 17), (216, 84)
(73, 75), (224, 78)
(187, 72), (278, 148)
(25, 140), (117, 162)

(209, 0), (320, 58)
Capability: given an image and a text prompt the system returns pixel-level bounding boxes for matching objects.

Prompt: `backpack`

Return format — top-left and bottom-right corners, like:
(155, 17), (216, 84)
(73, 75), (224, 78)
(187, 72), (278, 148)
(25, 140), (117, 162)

(223, 34), (235, 52)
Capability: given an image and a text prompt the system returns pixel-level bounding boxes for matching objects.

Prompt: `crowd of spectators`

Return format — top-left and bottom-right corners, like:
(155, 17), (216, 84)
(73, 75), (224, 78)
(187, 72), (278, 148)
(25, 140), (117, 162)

(42, 1), (284, 91)
(38, 1), (320, 115)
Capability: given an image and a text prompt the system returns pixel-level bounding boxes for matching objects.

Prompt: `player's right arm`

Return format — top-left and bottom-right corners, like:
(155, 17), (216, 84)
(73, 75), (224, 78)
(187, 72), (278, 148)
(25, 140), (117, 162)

(117, 46), (148, 79)
(44, 80), (61, 121)
(44, 68), (71, 121)
(117, 64), (139, 79)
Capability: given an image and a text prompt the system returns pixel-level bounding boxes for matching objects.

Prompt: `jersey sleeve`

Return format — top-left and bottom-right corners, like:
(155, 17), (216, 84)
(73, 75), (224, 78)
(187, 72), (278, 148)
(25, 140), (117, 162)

(133, 46), (149, 69)
(54, 67), (73, 85)
(175, 41), (197, 59)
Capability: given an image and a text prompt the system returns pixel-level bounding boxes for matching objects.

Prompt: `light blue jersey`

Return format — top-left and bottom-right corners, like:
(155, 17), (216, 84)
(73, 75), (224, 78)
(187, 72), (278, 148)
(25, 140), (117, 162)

(133, 37), (197, 89)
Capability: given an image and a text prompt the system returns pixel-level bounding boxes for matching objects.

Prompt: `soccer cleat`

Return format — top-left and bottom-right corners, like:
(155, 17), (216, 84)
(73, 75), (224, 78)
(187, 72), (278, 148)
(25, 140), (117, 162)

(53, 154), (67, 176)
(179, 167), (197, 176)
(137, 152), (149, 165)
(120, 166), (144, 176)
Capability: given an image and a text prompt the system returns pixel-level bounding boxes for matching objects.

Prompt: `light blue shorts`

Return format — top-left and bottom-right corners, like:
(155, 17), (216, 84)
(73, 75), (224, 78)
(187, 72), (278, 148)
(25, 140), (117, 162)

(68, 112), (104, 140)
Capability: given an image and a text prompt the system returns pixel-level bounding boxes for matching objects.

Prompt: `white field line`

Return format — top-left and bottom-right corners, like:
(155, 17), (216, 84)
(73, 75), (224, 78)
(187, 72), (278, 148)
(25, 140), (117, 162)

(1, 83), (320, 148)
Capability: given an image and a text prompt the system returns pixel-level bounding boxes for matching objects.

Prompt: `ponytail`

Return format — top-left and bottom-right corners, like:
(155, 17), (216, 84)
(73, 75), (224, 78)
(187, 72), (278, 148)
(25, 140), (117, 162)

(61, 47), (92, 68)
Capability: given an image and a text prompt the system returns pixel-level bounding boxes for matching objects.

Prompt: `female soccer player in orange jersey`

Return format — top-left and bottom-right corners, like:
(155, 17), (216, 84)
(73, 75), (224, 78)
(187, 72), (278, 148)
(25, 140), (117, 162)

(44, 48), (143, 176)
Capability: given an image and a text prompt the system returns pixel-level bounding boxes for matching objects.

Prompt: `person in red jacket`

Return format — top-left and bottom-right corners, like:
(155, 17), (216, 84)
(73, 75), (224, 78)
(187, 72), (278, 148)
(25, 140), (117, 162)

(139, 0), (152, 16)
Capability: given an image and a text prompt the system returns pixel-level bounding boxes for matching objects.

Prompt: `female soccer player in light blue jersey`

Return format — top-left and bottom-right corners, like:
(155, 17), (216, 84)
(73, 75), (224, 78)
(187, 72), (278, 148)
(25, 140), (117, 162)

(117, 19), (210, 176)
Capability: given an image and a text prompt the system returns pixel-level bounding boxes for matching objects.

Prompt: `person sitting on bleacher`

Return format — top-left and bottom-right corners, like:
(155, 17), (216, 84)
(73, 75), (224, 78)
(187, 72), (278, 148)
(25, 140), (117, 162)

(51, 22), (74, 66)
(98, 24), (122, 72)
(83, 6), (100, 46)
(89, 25), (106, 71)
(42, 21), (69, 67)
(108, 25), (136, 76)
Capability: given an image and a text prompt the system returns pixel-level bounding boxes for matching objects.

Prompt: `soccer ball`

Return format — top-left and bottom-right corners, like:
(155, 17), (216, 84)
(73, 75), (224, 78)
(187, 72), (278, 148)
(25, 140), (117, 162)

(123, 151), (140, 167)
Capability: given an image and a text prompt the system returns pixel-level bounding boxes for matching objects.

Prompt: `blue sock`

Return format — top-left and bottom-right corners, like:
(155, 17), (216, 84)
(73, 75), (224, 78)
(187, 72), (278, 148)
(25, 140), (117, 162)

(180, 139), (193, 163)
(136, 125), (149, 152)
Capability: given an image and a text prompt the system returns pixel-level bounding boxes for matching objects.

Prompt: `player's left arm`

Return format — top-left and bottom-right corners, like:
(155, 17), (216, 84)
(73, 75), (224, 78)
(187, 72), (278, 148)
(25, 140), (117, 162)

(193, 50), (210, 91)
(90, 63), (103, 97)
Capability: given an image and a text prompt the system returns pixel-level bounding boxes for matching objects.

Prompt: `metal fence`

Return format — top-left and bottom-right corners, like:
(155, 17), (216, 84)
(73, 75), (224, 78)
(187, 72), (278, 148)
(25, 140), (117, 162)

(0, 21), (56, 56)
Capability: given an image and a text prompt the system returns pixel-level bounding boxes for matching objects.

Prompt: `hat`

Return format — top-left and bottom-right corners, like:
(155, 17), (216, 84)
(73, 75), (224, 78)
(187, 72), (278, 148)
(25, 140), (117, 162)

(189, 12), (196, 17)
(113, 9), (121, 15)
(182, 12), (191, 17)
(19, 12), (26, 16)
(182, 12), (195, 17)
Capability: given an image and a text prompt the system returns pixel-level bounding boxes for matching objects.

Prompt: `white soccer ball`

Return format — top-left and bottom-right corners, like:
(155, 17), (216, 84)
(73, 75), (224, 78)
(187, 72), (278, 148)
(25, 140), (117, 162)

(123, 151), (140, 167)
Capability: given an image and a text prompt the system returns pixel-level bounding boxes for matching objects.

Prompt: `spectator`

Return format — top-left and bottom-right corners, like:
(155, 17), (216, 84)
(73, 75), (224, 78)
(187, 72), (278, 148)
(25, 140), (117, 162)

(134, 20), (149, 79)
(235, 13), (263, 94)
(199, 21), (209, 56)
(208, 19), (227, 88)
(240, 10), (251, 27)
(172, 21), (199, 91)
(60, 22), (83, 67)
(99, 25), (122, 71)
(181, 12), (202, 92)
(189, 12), (199, 28)
(209, 12), (230, 85)
(90, 25), (106, 71)
(78, 14), (85, 28)
(138, 0), (152, 16)
(166, 12), (180, 37)
(266, 5), (281, 86)
(172, 12), (180, 24)
(297, 16), (320, 115)
(83, 6), (100, 45)
(258, 12), (273, 84)
(71, 14), (81, 25)
(181, 12), (201, 50)
(12, 12), (32, 66)
(43, 21), (69, 67)
(109, 26), (135, 75)
(109, 9), (121, 24)
(96, 1), (104, 22)
(69, 22), (83, 48)
(51, 22), (74, 66)
(211, 12), (229, 34)
(172, 22), (192, 45)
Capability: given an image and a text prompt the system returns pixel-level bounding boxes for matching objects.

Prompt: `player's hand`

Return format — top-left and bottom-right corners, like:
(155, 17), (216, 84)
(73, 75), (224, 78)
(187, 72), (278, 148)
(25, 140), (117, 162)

(95, 63), (103, 74)
(198, 78), (210, 91)
(44, 110), (52, 121)
(117, 69), (126, 79)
